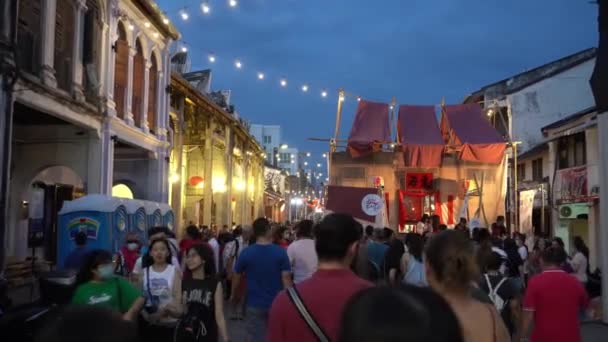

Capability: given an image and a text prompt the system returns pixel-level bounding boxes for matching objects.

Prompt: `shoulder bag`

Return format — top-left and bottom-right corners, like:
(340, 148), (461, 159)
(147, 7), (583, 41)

(286, 286), (330, 342)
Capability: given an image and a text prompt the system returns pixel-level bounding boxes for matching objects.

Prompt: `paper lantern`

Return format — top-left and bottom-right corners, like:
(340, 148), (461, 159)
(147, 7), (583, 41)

(189, 176), (204, 187)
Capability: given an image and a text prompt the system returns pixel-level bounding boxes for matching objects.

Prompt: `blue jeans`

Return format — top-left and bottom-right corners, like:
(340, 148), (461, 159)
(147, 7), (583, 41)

(245, 307), (269, 342)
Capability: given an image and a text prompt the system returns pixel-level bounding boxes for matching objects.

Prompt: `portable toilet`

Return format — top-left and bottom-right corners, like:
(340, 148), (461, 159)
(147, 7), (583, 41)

(159, 203), (175, 232)
(125, 199), (148, 243)
(57, 195), (128, 267)
(143, 201), (163, 228)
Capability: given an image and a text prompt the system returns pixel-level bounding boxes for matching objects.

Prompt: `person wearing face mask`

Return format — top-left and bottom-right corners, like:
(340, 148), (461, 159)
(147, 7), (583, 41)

(114, 233), (141, 279)
(72, 250), (145, 321)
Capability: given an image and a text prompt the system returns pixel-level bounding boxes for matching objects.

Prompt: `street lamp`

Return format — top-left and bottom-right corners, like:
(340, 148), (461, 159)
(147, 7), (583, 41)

(280, 144), (288, 149)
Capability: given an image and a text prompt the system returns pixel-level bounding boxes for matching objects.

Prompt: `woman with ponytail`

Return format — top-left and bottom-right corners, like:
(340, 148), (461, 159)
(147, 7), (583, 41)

(424, 230), (510, 342)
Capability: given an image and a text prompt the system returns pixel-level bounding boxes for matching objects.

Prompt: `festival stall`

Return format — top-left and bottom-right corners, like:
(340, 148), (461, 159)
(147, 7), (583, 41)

(327, 98), (507, 232)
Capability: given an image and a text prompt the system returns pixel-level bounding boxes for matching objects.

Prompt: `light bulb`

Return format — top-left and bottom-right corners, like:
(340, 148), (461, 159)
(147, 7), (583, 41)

(229, 0), (238, 7)
(128, 24), (135, 31)
(162, 17), (169, 24)
(144, 22), (151, 28)
(180, 11), (189, 20)
(201, 2), (211, 14)
(301, 84), (309, 92)
(321, 90), (328, 98)
(153, 32), (159, 38)
(208, 54), (216, 63)
(280, 79), (287, 87)
(235, 60), (242, 69)
(257, 72), (265, 80)
(181, 46), (188, 52)
(322, 153), (327, 158)
(357, 97), (361, 102)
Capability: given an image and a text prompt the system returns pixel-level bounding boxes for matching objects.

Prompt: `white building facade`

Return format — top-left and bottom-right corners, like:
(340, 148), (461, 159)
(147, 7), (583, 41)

(0, 0), (179, 262)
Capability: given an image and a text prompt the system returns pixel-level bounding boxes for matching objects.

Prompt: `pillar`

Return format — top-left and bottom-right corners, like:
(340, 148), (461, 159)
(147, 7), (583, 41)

(225, 129), (234, 227)
(86, 130), (103, 193)
(154, 70), (164, 137)
(203, 121), (214, 225)
(125, 46), (136, 125)
(99, 122), (115, 195)
(141, 60), (151, 133)
(40, 0), (57, 87)
(102, 21), (117, 117)
(71, 0), (87, 102)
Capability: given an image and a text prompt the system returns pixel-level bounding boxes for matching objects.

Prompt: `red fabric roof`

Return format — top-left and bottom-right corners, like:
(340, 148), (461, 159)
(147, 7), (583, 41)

(440, 103), (506, 164)
(398, 105), (444, 167)
(326, 186), (379, 222)
(347, 100), (391, 158)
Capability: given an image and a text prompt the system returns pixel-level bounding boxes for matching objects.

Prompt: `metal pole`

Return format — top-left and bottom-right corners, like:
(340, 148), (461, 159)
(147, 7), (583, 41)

(332, 89), (345, 153)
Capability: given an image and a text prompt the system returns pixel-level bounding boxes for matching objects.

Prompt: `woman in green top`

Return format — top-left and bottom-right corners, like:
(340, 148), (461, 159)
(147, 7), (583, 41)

(72, 249), (145, 321)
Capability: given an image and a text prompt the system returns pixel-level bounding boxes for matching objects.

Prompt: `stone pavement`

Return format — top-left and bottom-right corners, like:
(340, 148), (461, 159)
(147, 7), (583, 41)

(582, 321), (608, 342)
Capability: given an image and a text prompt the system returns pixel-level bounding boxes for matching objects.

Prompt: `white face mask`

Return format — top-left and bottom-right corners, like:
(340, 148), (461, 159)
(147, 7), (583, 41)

(127, 243), (138, 251)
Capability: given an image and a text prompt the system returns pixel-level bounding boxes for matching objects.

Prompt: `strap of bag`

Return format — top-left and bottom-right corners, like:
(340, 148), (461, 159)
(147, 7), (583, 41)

(287, 286), (330, 342)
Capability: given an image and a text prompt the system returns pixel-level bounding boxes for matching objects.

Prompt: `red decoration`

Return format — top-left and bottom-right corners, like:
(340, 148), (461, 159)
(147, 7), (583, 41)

(189, 176), (204, 187)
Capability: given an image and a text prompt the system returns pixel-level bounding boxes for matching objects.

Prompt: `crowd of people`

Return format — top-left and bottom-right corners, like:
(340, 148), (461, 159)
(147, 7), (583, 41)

(47, 213), (597, 342)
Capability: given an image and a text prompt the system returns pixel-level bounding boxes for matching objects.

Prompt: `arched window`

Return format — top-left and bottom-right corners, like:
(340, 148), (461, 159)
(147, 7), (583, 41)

(114, 22), (129, 119)
(82, 0), (102, 102)
(131, 39), (145, 127)
(148, 53), (158, 133)
(17, 0), (41, 75)
(55, 0), (75, 92)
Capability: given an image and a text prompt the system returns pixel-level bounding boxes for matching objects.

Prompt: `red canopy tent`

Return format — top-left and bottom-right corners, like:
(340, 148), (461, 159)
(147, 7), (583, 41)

(398, 105), (445, 168)
(347, 100), (391, 158)
(440, 103), (506, 164)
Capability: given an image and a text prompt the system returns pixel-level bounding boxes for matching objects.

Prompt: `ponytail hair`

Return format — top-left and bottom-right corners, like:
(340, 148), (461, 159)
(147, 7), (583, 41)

(424, 230), (478, 292)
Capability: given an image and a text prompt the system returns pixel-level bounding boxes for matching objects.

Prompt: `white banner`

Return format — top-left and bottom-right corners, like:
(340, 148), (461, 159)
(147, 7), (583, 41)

(519, 189), (537, 236)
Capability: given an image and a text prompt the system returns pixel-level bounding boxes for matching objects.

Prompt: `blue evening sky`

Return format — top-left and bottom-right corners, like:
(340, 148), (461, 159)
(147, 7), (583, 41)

(158, 0), (598, 165)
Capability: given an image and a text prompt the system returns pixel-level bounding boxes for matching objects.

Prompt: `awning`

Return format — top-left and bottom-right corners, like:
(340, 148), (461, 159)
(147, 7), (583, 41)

(347, 100), (391, 158)
(440, 103), (506, 164)
(398, 105), (444, 167)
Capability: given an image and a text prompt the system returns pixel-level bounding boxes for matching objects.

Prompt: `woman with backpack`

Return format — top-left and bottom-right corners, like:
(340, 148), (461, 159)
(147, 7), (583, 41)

(178, 244), (229, 342)
(141, 239), (183, 342)
(72, 250), (144, 321)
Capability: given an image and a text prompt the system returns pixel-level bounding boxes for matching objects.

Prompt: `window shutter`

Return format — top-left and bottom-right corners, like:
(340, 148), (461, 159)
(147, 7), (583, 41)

(132, 50), (145, 127)
(114, 38), (129, 118)
(148, 59), (157, 132)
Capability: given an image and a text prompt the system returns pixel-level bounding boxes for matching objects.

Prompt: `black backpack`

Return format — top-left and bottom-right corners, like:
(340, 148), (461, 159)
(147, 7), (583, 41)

(174, 302), (214, 342)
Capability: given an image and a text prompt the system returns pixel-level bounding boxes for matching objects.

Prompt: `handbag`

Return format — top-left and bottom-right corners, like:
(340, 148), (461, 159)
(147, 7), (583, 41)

(286, 286), (330, 342)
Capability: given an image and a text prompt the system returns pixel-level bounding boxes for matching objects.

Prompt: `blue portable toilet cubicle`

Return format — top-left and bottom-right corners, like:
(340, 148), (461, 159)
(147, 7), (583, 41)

(57, 195), (129, 267)
(160, 203), (174, 231)
(143, 201), (163, 229)
(125, 199), (147, 243)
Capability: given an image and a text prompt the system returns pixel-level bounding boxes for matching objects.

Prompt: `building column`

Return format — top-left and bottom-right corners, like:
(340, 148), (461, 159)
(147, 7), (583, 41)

(141, 60), (151, 133)
(71, 0), (87, 101)
(242, 148), (250, 225)
(99, 121), (115, 194)
(203, 121), (215, 225)
(124, 46), (136, 125)
(102, 21), (117, 117)
(40, 0), (57, 87)
(86, 130), (103, 193)
(225, 129), (234, 227)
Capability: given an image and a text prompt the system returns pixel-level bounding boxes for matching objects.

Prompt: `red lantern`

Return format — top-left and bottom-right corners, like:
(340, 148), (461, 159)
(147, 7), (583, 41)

(189, 176), (204, 187)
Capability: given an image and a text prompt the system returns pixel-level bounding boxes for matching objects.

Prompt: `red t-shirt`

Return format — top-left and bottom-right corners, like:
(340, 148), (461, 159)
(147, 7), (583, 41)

(523, 269), (589, 342)
(267, 269), (372, 342)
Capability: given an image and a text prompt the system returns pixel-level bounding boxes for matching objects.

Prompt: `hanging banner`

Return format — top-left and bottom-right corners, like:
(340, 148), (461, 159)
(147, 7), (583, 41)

(406, 173), (433, 191)
(519, 189), (537, 235)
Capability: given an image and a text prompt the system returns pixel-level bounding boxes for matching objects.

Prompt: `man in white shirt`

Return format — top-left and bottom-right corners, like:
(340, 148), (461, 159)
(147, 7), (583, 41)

(287, 220), (318, 283)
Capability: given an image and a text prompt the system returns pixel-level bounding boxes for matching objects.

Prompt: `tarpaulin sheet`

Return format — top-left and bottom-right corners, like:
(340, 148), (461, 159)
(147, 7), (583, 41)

(398, 105), (444, 167)
(326, 185), (379, 222)
(440, 103), (506, 164)
(347, 100), (391, 158)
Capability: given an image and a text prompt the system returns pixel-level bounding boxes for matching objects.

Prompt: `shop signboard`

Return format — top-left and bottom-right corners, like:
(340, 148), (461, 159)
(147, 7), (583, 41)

(406, 173), (433, 191)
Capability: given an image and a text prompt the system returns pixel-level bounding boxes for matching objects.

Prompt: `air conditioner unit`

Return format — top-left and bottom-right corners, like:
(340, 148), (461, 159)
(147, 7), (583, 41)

(558, 203), (589, 219)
